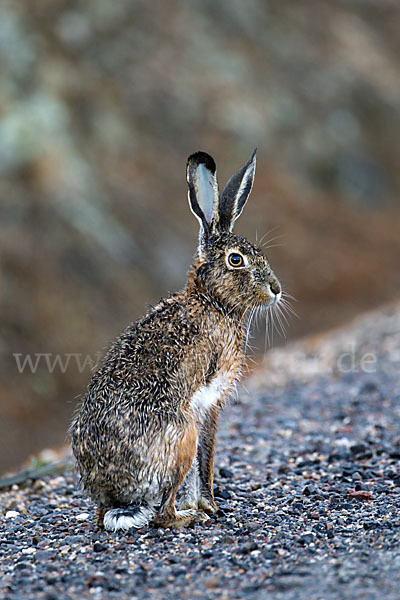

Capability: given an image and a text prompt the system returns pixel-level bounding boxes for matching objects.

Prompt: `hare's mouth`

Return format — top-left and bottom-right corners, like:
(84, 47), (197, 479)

(264, 296), (280, 308)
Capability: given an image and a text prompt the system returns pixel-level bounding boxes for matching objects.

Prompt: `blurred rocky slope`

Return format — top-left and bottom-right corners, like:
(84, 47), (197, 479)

(1, 0), (400, 472)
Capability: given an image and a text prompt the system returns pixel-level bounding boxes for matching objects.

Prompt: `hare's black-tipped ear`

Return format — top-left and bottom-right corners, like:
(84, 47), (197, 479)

(219, 149), (256, 232)
(187, 151), (219, 237)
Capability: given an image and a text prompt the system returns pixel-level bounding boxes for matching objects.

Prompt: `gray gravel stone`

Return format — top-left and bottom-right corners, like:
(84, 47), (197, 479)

(1, 304), (400, 599)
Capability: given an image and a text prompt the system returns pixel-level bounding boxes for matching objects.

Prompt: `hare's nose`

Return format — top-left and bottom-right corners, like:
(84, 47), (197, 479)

(270, 280), (281, 296)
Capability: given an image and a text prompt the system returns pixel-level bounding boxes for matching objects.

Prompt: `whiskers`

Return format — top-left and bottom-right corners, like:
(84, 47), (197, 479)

(245, 291), (298, 354)
(280, 291), (299, 321)
(255, 227), (287, 252)
(245, 304), (269, 352)
(244, 306), (258, 349)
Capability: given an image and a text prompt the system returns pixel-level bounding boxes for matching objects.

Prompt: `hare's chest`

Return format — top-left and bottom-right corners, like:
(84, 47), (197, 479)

(190, 368), (238, 415)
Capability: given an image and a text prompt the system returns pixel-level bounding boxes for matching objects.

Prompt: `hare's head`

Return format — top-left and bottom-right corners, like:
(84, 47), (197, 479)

(187, 150), (282, 315)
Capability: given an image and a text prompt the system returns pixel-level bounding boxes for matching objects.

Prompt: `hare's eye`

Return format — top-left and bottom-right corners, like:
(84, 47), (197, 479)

(228, 252), (244, 267)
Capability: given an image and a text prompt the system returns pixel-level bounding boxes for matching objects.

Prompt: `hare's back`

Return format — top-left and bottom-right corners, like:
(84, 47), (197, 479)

(84, 297), (201, 412)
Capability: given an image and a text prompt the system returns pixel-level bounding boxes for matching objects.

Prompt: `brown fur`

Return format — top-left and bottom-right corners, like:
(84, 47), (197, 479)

(69, 151), (282, 530)
(197, 405), (219, 513)
(154, 422), (199, 528)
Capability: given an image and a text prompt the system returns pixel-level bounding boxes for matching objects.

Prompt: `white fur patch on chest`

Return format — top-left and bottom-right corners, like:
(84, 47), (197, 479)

(190, 373), (232, 415)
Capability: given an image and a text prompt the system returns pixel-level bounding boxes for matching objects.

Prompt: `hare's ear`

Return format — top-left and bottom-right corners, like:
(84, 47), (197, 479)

(219, 149), (256, 232)
(187, 151), (219, 238)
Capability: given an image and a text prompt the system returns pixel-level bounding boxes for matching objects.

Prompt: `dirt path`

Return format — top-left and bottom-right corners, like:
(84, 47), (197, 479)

(1, 304), (399, 599)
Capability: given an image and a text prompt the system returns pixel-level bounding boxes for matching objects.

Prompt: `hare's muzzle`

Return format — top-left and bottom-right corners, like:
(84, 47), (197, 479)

(263, 275), (282, 306)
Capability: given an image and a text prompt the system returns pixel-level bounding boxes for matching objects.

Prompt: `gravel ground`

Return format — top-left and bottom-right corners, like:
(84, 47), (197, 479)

(1, 304), (400, 600)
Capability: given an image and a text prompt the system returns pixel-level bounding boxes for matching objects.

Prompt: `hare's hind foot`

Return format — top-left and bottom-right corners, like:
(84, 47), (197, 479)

(103, 504), (155, 532)
(96, 506), (107, 529)
(153, 508), (208, 529)
(155, 481), (208, 528)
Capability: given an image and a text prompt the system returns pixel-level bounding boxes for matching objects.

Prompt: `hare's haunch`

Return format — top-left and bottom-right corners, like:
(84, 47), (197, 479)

(70, 151), (282, 531)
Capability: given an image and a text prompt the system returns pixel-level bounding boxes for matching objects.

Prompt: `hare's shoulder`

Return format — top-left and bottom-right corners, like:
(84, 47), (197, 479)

(131, 294), (202, 345)
(94, 295), (201, 374)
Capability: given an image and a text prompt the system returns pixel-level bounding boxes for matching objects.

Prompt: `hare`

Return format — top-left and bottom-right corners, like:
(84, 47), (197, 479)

(70, 150), (282, 532)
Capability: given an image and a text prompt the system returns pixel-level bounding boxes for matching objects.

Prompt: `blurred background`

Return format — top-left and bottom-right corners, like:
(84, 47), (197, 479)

(1, 0), (399, 473)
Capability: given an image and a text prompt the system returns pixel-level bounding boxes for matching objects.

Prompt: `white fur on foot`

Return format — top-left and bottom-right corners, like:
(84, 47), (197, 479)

(103, 506), (155, 532)
(177, 509), (197, 518)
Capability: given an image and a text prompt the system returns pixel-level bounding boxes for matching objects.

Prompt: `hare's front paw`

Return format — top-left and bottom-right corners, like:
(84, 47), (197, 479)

(179, 463), (218, 515)
(198, 496), (218, 515)
(180, 494), (218, 515)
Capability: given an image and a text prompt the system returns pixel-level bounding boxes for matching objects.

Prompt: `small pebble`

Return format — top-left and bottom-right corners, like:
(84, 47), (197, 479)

(93, 542), (107, 552)
(21, 547), (36, 554)
(5, 511), (20, 519)
(76, 512), (90, 521)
